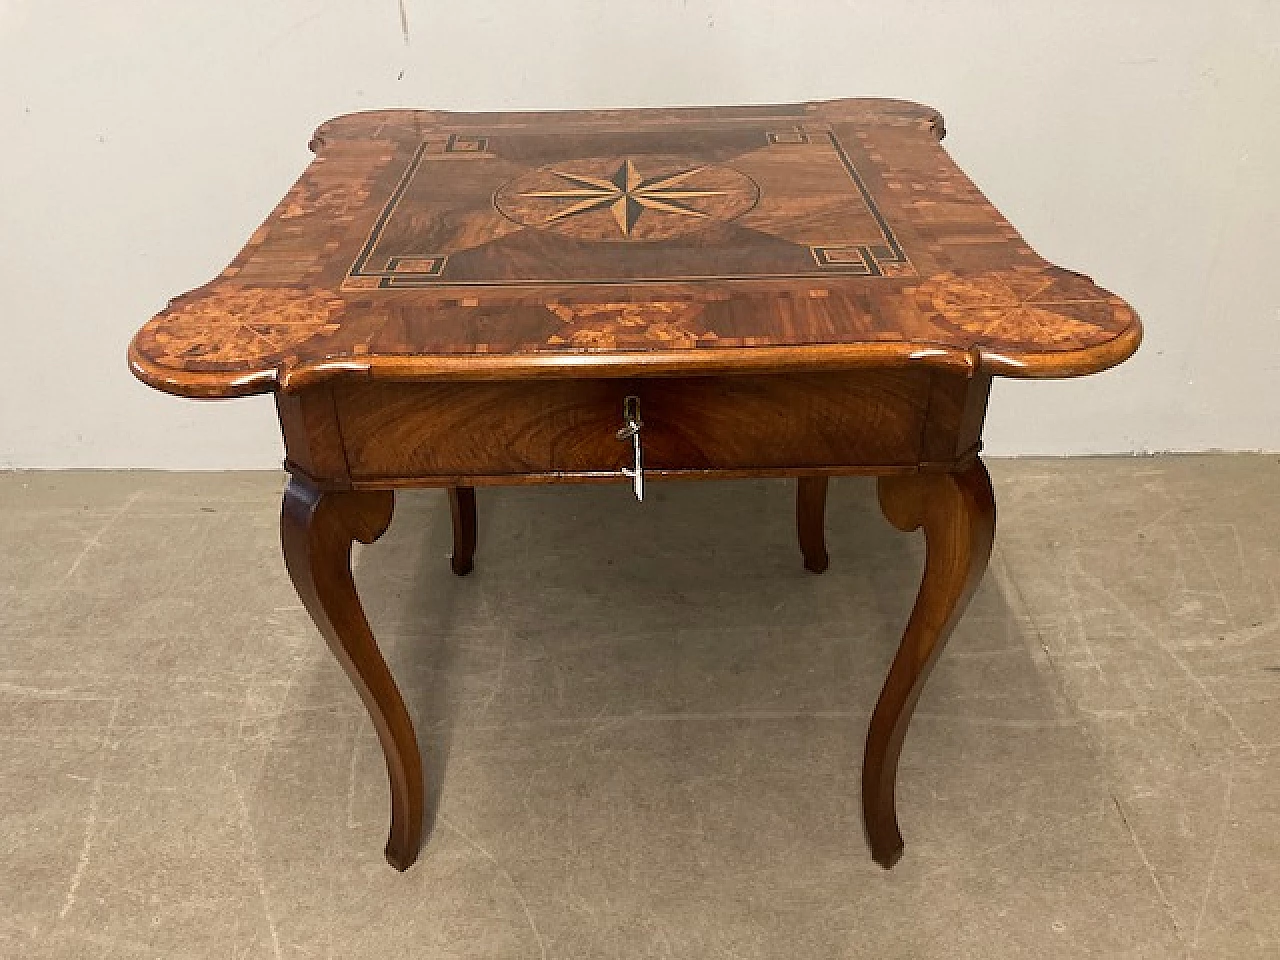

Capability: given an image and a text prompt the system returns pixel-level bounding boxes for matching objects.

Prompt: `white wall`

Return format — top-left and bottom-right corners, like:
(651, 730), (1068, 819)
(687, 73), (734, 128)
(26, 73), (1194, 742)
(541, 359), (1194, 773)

(1, 1), (1277, 468)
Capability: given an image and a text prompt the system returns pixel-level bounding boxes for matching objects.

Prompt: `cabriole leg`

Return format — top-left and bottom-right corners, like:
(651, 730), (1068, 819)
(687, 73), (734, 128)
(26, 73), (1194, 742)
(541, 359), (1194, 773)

(448, 486), (476, 576)
(796, 476), (830, 574)
(864, 459), (995, 867)
(280, 477), (425, 871)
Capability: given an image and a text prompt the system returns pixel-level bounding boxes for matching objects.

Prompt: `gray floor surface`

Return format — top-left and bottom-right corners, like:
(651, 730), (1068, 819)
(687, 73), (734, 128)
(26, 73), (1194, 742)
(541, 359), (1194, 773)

(1, 456), (1277, 959)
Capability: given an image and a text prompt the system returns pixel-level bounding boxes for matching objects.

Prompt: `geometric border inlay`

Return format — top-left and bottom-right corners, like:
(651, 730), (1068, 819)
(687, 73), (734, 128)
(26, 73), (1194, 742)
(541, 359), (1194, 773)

(343, 130), (915, 288)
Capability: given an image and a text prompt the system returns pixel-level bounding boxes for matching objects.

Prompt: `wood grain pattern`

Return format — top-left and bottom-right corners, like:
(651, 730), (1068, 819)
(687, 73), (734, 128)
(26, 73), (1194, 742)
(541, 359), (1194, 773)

(128, 99), (1140, 398)
(331, 371), (936, 483)
(279, 478), (424, 871)
(867, 459), (996, 868)
(128, 98), (1142, 874)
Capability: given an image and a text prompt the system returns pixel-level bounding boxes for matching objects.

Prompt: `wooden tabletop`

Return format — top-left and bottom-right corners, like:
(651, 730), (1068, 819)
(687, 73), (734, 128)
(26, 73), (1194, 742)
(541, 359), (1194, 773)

(129, 99), (1141, 398)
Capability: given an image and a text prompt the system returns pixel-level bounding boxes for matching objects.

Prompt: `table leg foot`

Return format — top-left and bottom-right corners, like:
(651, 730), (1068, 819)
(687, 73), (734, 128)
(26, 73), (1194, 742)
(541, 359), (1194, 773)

(448, 486), (476, 576)
(796, 476), (830, 574)
(281, 477), (426, 871)
(865, 459), (995, 868)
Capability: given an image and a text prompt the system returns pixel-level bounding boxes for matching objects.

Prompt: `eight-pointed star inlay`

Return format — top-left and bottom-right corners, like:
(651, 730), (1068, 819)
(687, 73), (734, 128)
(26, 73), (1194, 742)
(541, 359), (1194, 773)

(518, 159), (730, 237)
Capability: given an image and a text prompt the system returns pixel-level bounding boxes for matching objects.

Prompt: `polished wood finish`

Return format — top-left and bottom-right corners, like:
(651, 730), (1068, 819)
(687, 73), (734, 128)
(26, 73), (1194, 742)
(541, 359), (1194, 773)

(129, 99), (1140, 399)
(332, 370), (937, 483)
(280, 479), (424, 870)
(129, 99), (1140, 872)
(867, 460), (996, 867)
(448, 486), (476, 576)
(796, 477), (830, 574)
(275, 388), (350, 488)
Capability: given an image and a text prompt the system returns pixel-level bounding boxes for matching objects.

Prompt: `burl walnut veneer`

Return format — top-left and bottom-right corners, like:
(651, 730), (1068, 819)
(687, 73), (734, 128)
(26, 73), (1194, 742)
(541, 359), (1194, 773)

(130, 99), (1140, 871)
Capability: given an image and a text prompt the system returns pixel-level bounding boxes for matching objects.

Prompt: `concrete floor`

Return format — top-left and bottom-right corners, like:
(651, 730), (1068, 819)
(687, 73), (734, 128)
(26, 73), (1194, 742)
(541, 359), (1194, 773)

(1, 456), (1277, 959)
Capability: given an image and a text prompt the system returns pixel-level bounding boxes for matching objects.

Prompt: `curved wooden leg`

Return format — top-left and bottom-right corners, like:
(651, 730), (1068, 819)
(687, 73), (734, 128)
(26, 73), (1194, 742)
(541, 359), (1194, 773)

(448, 486), (476, 576)
(796, 476), (830, 574)
(280, 477), (425, 871)
(864, 459), (995, 868)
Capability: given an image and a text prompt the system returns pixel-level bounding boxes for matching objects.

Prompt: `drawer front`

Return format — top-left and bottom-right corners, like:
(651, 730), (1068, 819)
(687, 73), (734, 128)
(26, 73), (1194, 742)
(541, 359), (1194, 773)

(334, 371), (931, 482)
(636, 373), (928, 471)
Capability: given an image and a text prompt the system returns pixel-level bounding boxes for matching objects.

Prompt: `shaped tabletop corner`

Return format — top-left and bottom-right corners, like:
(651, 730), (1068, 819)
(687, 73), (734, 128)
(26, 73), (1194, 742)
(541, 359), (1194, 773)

(129, 100), (1139, 399)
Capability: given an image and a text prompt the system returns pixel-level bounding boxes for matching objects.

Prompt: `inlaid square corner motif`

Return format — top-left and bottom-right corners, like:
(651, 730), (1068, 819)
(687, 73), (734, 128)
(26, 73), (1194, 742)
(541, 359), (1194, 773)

(343, 128), (915, 289)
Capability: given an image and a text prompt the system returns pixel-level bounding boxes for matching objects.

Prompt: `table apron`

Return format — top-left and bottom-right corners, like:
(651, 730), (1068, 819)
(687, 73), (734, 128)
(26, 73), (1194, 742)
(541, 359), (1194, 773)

(278, 371), (990, 488)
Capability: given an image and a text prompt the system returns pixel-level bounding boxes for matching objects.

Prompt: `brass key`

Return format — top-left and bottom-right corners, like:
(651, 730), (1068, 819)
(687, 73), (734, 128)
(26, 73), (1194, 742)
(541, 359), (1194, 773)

(615, 395), (643, 501)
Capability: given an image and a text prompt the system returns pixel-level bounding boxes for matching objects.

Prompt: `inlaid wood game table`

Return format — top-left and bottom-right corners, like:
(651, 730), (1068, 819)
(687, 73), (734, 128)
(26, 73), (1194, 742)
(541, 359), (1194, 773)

(129, 99), (1140, 871)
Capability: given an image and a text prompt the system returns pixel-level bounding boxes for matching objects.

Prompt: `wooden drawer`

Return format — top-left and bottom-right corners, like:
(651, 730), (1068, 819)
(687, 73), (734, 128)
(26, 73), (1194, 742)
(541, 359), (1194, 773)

(331, 370), (935, 483)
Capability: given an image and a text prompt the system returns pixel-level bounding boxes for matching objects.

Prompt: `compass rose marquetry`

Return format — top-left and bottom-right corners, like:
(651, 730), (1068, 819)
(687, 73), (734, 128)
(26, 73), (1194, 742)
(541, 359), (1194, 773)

(523, 159), (727, 236)
(494, 156), (759, 241)
(129, 102), (1144, 883)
